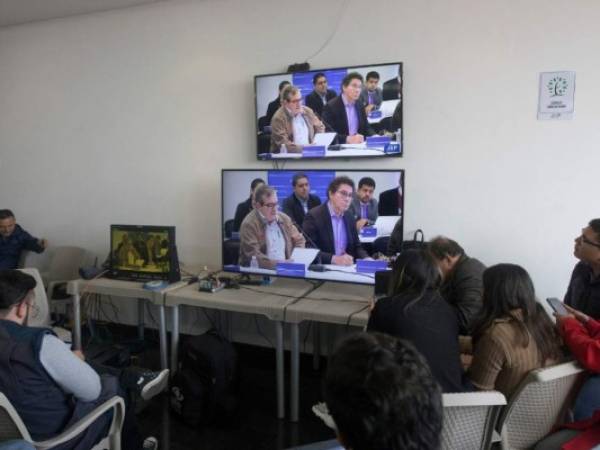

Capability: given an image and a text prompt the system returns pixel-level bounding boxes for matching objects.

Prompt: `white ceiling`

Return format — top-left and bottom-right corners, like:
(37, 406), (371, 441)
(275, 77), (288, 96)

(0, 0), (166, 27)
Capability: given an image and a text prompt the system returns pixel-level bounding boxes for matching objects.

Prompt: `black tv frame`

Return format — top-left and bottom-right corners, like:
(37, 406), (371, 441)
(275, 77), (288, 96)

(220, 168), (405, 286)
(108, 224), (181, 283)
(254, 61), (403, 161)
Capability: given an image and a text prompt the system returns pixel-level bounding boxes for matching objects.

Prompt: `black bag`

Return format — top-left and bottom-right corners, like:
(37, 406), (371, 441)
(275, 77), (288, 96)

(400, 229), (426, 252)
(170, 329), (239, 426)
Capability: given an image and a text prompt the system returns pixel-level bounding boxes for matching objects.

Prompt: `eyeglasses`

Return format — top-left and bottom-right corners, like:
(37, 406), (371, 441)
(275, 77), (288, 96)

(335, 190), (353, 199)
(580, 234), (600, 249)
(287, 98), (302, 104)
(261, 202), (279, 209)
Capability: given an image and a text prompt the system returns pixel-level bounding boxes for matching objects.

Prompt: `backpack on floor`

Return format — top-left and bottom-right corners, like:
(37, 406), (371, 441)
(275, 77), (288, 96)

(170, 329), (239, 425)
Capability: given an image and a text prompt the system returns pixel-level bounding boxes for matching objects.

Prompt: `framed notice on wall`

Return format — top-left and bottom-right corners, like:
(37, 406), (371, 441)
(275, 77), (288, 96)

(537, 71), (575, 120)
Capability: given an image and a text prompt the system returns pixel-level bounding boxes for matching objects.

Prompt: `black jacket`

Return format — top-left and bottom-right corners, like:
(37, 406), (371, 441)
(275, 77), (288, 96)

(233, 198), (252, 232)
(265, 97), (281, 126)
(441, 255), (486, 335)
(302, 203), (368, 264)
(304, 89), (337, 118)
(321, 96), (373, 144)
(378, 188), (403, 216)
(564, 261), (600, 320)
(367, 289), (466, 393)
(282, 193), (321, 228)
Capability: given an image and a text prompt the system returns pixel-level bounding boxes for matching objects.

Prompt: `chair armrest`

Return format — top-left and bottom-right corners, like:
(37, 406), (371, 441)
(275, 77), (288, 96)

(33, 396), (125, 450)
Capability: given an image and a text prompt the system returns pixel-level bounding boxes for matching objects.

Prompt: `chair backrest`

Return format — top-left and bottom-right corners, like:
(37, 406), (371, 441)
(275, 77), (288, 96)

(0, 393), (33, 443)
(45, 246), (91, 284)
(18, 268), (50, 328)
(497, 360), (585, 450)
(441, 391), (506, 450)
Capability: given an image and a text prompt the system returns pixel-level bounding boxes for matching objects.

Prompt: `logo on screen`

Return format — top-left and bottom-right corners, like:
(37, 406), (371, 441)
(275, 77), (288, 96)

(547, 77), (568, 97)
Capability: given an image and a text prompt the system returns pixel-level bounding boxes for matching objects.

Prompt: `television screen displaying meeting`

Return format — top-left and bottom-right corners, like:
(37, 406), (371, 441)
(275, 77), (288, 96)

(254, 62), (403, 161)
(222, 169), (405, 285)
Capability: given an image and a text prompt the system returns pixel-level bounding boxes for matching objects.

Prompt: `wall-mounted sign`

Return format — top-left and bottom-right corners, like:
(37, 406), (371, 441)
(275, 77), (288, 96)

(538, 71), (575, 120)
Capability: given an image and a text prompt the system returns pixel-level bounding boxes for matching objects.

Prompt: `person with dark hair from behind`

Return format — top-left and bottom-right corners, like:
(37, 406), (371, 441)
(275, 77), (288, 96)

(0, 210), (47, 270)
(232, 178), (265, 232)
(324, 331), (443, 450)
(264, 80), (291, 126)
(304, 72), (337, 118)
(321, 72), (374, 145)
(428, 236), (486, 335)
(564, 218), (600, 319)
(347, 177), (378, 232)
(358, 71), (382, 115)
(0, 270), (168, 450)
(270, 85), (325, 153)
(367, 249), (467, 392)
(467, 264), (563, 398)
(377, 173), (403, 216)
(382, 64), (402, 101)
(281, 173), (321, 228)
(303, 176), (368, 266)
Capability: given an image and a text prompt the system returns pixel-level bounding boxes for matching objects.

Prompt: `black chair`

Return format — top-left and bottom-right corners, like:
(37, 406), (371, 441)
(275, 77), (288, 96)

(223, 219), (234, 239)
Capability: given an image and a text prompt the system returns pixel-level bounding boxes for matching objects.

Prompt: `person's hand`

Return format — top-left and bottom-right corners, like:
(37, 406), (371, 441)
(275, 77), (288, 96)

(72, 350), (85, 361)
(356, 219), (368, 231)
(365, 105), (375, 114)
(564, 304), (590, 323)
(346, 134), (364, 144)
(332, 254), (354, 266)
(39, 238), (48, 249)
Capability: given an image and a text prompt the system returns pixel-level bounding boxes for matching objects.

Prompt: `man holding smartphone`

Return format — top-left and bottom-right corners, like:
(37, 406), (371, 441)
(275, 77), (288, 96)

(564, 219), (600, 319)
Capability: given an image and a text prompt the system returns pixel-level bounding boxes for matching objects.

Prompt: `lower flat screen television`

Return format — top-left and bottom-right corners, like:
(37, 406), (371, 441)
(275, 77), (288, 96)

(221, 169), (404, 285)
(108, 224), (181, 283)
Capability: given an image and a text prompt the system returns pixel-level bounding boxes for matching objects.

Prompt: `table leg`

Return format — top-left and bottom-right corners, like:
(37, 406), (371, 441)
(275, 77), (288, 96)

(275, 321), (284, 419)
(137, 298), (145, 341)
(73, 293), (82, 350)
(158, 304), (168, 371)
(313, 322), (320, 370)
(170, 305), (180, 376)
(290, 322), (300, 422)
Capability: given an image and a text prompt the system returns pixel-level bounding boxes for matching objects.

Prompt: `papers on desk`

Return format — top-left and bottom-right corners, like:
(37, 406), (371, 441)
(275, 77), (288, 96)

(380, 99), (400, 118)
(291, 247), (320, 268)
(374, 215), (401, 236)
(313, 132), (337, 147)
(322, 264), (356, 273)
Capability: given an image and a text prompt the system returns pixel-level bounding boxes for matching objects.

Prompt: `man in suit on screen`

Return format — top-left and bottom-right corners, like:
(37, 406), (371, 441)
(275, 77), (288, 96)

(321, 72), (374, 145)
(378, 173), (403, 216)
(348, 177), (378, 232)
(304, 73), (337, 118)
(282, 173), (321, 227)
(303, 176), (368, 266)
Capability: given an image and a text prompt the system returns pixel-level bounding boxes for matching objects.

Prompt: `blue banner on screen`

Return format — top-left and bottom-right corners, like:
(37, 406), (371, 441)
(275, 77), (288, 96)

(276, 262), (306, 278)
(356, 259), (389, 274)
(268, 170), (335, 205)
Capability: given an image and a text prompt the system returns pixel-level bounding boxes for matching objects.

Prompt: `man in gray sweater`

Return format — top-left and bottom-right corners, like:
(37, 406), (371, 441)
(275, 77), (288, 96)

(0, 270), (167, 450)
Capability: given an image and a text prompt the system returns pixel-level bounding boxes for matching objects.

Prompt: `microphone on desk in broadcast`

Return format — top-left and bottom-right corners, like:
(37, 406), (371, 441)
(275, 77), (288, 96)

(290, 219), (325, 271)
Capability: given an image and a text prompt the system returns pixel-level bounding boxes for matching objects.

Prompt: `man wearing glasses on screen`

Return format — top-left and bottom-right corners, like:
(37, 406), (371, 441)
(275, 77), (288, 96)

(564, 219), (600, 319)
(270, 85), (325, 153)
(303, 176), (368, 266)
(239, 185), (305, 270)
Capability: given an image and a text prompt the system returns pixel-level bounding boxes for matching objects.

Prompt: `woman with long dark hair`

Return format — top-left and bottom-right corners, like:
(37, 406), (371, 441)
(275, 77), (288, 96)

(468, 263), (563, 397)
(367, 249), (466, 392)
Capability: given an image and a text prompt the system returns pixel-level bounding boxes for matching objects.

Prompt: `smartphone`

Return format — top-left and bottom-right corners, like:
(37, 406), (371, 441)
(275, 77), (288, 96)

(546, 297), (568, 316)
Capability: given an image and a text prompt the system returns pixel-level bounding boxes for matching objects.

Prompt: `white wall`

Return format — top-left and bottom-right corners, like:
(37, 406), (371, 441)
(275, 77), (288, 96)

(1, 0), (600, 319)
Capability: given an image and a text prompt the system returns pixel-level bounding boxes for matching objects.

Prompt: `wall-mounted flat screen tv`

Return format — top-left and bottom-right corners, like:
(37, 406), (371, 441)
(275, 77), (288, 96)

(222, 169), (404, 285)
(255, 62), (403, 161)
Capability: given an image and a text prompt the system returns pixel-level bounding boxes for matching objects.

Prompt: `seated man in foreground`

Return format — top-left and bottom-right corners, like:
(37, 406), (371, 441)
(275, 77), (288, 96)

(270, 85), (325, 153)
(0, 270), (168, 450)
(564, 218), (600, 319)
(0, 209), (47, 270)
(324, 332), (443, 450)
(303, 176), (368, 266)
(428, 236), (485, 335)
(239, 185), (305, 269)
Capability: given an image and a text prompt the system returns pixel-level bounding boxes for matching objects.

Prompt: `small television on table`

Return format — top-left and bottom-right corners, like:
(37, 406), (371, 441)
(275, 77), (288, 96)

(255, 61), (403, 160)
(108, 224), (181, 283)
